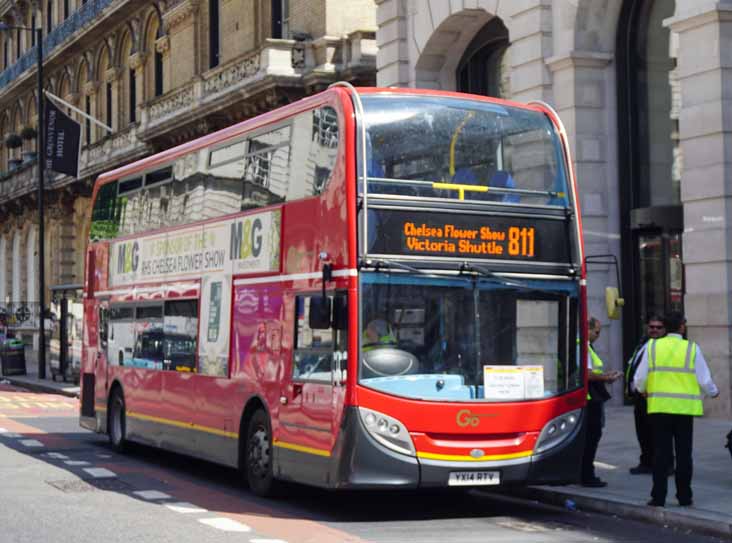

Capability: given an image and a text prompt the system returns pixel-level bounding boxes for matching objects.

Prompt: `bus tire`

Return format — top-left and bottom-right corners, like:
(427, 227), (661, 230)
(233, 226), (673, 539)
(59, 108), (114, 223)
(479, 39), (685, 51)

(244, 409), (281, 497)
(108, 388), (127, 453)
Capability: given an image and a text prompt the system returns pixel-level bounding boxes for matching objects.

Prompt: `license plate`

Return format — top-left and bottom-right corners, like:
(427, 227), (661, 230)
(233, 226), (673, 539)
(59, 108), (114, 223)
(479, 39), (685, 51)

(448, 470), (500, 486)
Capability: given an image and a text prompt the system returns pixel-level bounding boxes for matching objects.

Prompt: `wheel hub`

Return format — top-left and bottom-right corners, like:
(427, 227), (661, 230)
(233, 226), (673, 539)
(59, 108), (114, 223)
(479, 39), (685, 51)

(249, 427), (270, 478)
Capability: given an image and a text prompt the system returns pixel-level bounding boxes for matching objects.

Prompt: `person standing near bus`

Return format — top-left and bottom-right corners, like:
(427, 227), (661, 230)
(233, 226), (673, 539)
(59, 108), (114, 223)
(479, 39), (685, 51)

(626, 314), (666, 474)
(581, 317), (623, 487)
(634, 311), (718, 507)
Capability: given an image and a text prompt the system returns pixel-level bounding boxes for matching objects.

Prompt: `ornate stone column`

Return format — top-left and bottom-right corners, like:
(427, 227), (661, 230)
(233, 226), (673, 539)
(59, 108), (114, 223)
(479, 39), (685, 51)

(83, 81), (99, 143)
(105, 67), (120, 132)
(374, 0), (408, 87)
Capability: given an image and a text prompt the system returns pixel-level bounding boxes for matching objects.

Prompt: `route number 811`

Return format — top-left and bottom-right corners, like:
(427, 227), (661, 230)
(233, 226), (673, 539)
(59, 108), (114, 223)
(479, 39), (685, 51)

(507, 227), (535, 257)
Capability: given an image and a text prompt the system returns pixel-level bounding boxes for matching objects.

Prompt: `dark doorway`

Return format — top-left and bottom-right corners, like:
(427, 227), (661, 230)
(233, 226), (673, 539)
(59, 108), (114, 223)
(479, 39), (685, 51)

(456, 17), (509, 98)
(617, 0), (680, 360)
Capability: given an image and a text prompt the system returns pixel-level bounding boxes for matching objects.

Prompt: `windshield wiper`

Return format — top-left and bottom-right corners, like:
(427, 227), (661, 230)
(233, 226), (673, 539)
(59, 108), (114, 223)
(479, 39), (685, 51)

(360, 257), (435, 276)
(458, 262), (558, 293)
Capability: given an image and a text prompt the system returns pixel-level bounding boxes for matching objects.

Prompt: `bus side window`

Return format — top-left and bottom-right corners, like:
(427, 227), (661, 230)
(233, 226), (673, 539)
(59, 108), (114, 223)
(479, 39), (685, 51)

(163, 299), (198, 373)
(98, 307), (108, 349)
(292, 294), (347, 383)
(293, 295), (333, 382)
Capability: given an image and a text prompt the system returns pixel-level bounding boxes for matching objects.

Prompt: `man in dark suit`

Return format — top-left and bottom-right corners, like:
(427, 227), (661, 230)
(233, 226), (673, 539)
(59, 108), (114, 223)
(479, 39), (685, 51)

(626, 315), (666, 474)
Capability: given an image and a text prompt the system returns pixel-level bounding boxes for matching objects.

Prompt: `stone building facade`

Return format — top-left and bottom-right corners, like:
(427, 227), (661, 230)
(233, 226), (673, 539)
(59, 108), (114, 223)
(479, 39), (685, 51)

(0, 0), (376, 358)
(376, 0), (732, 417)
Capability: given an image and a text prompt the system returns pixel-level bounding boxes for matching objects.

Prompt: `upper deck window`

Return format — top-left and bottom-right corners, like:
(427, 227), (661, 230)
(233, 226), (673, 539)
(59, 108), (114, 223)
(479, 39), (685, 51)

(359, 95), (569, 207)
(88, 106), (340, 241)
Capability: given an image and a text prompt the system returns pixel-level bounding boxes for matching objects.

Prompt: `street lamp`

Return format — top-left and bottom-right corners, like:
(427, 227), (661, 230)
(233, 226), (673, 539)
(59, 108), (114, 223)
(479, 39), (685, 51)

(0, 22), (46, 379)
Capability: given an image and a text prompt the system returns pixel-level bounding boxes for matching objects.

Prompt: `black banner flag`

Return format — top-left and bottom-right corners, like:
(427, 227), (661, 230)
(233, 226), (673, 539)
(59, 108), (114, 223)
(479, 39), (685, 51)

(45, 98), (81, 177)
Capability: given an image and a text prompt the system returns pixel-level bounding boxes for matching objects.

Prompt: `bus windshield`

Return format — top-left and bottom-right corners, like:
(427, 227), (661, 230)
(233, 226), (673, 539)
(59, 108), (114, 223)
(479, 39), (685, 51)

(359, 273), (581, 402)
(360, 95), (569, 206)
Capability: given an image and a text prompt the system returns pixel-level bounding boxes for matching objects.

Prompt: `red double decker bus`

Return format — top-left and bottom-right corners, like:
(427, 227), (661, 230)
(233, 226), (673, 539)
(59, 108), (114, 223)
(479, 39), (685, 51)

(80, 84), (587, 495)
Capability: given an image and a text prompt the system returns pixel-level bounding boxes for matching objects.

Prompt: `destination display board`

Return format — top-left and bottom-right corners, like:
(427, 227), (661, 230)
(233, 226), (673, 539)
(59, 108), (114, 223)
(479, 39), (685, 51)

(366, 209), (569, 264)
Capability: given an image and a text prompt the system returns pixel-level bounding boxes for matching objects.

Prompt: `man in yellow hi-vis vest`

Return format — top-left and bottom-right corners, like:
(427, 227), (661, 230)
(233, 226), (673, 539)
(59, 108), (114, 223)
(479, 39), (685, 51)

(634, 311), (719, 507)
(581, 317), (623, 487)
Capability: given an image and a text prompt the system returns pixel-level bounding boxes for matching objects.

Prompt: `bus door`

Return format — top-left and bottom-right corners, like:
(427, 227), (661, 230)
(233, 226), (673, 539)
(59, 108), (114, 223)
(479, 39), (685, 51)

(96, 300), (110, 403)
(278, 293), (347, 481)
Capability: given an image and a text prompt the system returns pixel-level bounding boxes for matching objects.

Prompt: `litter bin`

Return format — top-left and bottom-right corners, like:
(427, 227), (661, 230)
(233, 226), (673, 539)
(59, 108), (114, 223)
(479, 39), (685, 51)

(1, 339), (26, 376)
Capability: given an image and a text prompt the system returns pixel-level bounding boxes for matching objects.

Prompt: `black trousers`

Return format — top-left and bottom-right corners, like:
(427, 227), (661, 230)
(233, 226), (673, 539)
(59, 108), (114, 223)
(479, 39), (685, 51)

(581, 401), (603, 481)
(633, 395), (654, 467)
(650, 413), (694, 504)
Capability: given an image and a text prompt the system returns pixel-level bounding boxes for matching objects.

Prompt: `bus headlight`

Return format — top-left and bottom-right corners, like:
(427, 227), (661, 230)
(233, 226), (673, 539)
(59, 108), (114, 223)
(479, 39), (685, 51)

(358, 407), (416, 457)
(534, 409), (582, 454)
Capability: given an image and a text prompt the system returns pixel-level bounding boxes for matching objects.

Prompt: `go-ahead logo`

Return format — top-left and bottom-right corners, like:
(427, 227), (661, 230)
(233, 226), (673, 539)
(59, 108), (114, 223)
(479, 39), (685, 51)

(456, 409), (497, 427)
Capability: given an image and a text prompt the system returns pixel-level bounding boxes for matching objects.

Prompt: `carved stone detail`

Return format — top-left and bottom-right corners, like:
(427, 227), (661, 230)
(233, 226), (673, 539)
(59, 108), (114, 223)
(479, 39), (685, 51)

(83, 81), (99, 96)
(162, 0), (200, 32)
(202, 51), (260, 95)
(155, 35), (170, 55)
(147, 85), (195, 122)
(128, 52), (147, 71)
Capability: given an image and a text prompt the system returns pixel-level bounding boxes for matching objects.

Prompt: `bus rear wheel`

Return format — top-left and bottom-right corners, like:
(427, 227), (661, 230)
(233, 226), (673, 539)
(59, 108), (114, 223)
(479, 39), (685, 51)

(245, 409), (281, 497)
(108, 389), (127, 452)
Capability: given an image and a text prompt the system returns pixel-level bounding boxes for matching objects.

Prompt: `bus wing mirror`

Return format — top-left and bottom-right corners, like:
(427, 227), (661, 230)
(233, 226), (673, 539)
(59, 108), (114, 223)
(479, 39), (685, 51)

(333, 296), (348, 331)
(309, 297), (332, 330)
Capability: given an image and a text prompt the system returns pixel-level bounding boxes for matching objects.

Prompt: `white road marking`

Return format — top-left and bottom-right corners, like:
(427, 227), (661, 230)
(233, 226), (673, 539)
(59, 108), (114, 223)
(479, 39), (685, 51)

(20, 440), (44, 447)
(83, 468), (117, 478)
(64, 460), (90, 466)
(133, 490), (171, 500)
(165, 502), (207, 514)
(198, 518), (251, 532)
(594, 461), (618, 470)
(2, 432), (21, 438)
(96, 454), (113, 459)
(46, 452), (69, 459)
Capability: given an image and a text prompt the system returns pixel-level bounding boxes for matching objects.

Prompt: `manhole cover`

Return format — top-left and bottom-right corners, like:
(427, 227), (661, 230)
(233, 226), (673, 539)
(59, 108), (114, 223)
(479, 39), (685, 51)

(47, 478), (132, 493)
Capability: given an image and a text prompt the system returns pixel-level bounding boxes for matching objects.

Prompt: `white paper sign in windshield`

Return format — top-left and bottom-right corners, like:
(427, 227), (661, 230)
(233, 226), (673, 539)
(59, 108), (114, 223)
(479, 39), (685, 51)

(483, 365), (545, 400)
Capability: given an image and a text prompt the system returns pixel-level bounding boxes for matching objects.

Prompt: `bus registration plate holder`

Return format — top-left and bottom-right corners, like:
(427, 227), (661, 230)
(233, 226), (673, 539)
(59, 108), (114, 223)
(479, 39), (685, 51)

(448, 470), (500, 486)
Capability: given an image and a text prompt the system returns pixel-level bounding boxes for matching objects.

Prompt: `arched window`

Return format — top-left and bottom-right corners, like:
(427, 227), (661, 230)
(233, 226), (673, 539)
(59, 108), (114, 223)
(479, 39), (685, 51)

(456, 17), (510, 98)
(617, 0), (681, 356)
(144, 15), (164, 98)
(97, 45), (113, 138)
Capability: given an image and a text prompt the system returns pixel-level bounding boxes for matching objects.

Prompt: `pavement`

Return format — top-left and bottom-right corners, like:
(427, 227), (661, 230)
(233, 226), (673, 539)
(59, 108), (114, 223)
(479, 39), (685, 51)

(2, 368), (731, 538)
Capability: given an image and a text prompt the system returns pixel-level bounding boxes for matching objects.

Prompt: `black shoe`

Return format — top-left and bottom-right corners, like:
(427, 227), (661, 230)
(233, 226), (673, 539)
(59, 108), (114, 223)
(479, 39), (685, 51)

(647, 499), (664, 507)
(629, 464), (653, 475)
(678, 499), (693, 507)
(581, 478), (608, 488)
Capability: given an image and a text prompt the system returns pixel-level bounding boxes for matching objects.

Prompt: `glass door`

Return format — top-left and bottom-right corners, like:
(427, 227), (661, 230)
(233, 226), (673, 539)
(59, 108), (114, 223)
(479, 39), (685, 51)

(636, 230), (684, 336)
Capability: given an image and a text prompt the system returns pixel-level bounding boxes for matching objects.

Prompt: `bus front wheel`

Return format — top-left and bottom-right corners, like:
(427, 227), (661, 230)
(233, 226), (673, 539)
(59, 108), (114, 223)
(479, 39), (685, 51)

(108, 389), (127, 452)
(245, 409), (281, 497)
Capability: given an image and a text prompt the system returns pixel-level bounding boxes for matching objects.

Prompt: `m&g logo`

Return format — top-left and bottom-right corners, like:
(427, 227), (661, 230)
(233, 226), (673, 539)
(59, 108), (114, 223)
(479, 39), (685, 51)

(116, 241), (139, 274)
(229, 217), (263, 260)
(456, 409), (497, 427)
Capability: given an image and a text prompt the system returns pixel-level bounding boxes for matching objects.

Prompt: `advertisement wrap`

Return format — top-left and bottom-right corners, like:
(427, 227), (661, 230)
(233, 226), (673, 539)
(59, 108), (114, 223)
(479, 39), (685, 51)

(108, 209), (281, 287)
